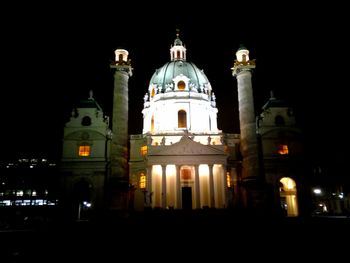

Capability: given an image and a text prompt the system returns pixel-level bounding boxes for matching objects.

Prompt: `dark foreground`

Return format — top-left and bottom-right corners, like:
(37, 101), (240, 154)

(2, 209), (349, 262)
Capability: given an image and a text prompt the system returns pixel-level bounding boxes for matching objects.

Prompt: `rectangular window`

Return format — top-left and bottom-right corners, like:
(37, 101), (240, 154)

(278, 144), (289, 155)
(226, 172), (232, 188)
(140, 174), (146, 189)
(140, 146), (148, 156)
(79, 145), (91, 157)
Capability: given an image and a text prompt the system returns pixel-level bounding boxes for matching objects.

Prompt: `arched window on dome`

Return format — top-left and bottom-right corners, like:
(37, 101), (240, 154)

(151, 88), (155, 98)
(178, 110), (187, 128)
(177, 81), (185, 91)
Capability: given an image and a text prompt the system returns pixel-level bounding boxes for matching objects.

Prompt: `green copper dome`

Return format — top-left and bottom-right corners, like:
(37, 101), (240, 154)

(149, 60), (210, 92)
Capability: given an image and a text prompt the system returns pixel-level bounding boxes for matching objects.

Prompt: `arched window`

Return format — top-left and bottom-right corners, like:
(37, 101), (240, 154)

(181, 167), (192, 180)
(177, 81), (185, 90)
(275, 115), (285, 126)
(151, 88), (155, 98)
(177, 50), (180, 59)
(82, 116), (91, 126)
(178, 110), (187, 128)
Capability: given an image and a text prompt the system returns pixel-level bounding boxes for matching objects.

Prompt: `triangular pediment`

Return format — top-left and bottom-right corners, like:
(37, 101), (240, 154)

(149, 135), (225, 156)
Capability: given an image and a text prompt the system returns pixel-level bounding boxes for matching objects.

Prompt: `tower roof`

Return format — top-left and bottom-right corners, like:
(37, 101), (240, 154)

(77, 91), (103, 111)
(262, 92), (289, 110)
(237, 44), (248, 51)
(77, 98), (101, 109)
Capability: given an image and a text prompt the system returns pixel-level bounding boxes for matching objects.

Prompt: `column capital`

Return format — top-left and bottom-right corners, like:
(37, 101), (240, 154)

(111, 64), (133, 76)
(231, 60), (256, 77)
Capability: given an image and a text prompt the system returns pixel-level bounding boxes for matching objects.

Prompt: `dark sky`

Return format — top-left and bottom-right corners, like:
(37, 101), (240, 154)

(1, 2), (349, 172)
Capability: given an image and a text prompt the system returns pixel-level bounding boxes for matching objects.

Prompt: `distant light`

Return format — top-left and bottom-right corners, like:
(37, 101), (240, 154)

(83, 201), (91, 208)
(313, 188), (322, 194)
(1, 200), (11, 206)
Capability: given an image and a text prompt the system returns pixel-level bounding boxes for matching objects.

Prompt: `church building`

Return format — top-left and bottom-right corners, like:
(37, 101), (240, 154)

(60, 32), (309, 217)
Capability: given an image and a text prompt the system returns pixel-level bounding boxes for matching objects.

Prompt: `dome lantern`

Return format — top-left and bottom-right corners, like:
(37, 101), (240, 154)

(170, 29), (187, 61)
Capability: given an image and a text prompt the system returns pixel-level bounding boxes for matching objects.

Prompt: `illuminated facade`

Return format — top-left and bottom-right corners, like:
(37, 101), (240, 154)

(130, 33), (229, 209)
(61, 33), (309, 217)
(129, 34), (308, 215)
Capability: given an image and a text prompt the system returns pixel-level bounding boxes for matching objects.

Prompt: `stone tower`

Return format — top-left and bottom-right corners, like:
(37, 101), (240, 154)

(109, 49), (132, 208)
(231, 46), (265, 209)
(231, 46), (259, 181)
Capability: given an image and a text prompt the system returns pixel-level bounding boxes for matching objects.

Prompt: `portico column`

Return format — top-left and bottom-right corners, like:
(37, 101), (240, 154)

(161, 165), (167, 209)
(194, 165), (201, 209)
(209, 164), (215, 208)
(176, 165), (181, 209)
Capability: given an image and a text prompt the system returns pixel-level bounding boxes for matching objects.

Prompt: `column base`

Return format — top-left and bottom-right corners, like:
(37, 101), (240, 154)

(240, 179), (274, 216)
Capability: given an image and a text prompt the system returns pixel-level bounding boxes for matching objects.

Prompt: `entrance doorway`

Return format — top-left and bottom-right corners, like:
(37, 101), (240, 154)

(279, 177), (298, 217)
(182, 187), (192, 210)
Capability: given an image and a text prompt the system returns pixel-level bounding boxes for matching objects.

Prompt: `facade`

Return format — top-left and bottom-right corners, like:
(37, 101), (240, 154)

(60, 93), (111, 216)
(129, 34), (231, 210)
(257, 94), (308, 216)
(61, 33), (311, 217)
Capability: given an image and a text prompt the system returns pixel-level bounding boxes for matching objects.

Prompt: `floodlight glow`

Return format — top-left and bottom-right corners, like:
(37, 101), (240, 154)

(313, 188), (322, 194)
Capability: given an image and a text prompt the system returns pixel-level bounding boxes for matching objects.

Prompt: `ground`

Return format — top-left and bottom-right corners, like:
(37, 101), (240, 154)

(2, 209), (350, 262)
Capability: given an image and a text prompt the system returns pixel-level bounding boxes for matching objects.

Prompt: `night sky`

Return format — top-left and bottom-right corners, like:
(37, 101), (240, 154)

(1, 2), (349, 174)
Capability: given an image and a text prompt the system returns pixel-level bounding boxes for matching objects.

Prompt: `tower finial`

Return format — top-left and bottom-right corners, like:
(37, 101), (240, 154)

(176, 28), (180, 38)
